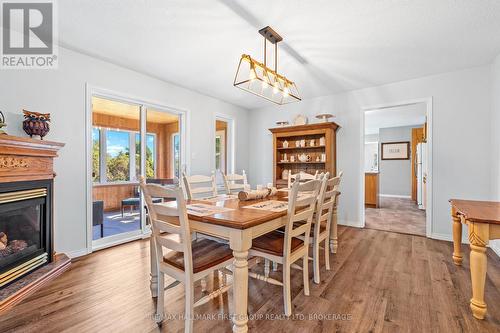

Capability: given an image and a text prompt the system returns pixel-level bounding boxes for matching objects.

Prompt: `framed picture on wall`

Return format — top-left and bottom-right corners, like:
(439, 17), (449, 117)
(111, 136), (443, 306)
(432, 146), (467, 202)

(381, 141), (410, 160)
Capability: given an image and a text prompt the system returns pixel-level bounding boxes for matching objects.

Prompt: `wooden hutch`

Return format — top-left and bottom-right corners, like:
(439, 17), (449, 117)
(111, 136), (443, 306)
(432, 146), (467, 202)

(269, 122), (339, 188)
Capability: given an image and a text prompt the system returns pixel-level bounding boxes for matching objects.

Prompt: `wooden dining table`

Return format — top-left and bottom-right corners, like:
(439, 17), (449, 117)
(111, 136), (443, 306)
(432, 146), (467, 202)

(149, 194), (292, 333)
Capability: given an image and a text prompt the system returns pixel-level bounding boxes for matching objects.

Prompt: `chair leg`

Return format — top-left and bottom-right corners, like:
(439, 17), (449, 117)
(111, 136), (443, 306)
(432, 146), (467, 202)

(100, 224), (104, 238)
(185, 281), (194, 333)
(324, 239), (331, 271)
(264, 259), (270, 278)
(272, 261), (278, 271)
(283, 264), (292, 317)
(313, 239), (320, 284)
(303, 255), (310, 296)
(156, 271), (165, 323)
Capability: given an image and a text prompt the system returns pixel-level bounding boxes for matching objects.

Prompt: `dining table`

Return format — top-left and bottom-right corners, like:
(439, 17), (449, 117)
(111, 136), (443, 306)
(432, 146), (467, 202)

(450, 199), (500, 320)
(149, 193), (294, 333)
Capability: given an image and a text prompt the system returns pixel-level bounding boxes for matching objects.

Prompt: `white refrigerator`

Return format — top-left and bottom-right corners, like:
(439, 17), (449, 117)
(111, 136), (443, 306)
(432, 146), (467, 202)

(416, 142), (427, 210)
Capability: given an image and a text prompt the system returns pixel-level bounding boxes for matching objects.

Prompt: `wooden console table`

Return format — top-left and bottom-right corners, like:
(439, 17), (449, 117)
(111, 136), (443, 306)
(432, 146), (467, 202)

(450, 199), (500, 319)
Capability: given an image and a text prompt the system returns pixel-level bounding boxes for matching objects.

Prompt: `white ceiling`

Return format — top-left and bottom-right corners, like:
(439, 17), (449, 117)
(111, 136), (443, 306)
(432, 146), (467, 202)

(365, 103), (426, 135)
(59, 0), (500, 109)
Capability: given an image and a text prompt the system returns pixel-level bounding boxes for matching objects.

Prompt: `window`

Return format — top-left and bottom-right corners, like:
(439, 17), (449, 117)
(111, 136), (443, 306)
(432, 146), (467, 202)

(106, 130), (130, 182)
(172, 133), (180, 178)
(92, 127), (156, 183)
(92, 128), (100, 182)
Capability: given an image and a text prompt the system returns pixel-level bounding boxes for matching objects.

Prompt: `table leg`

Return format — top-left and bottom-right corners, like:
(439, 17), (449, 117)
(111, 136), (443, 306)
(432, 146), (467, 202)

(230, 230), (251, 333)
(452, 208), (463, 265)
(150, 236), (158, 297)
(468, 222), (489, 319)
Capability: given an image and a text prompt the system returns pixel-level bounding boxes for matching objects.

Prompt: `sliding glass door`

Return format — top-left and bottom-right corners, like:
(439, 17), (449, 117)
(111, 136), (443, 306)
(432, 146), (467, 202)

(90, 95), (183, 250)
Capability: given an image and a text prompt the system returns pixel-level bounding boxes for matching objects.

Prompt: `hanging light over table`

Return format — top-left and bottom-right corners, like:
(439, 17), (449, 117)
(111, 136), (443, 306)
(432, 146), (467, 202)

(234, 26), (301, 105)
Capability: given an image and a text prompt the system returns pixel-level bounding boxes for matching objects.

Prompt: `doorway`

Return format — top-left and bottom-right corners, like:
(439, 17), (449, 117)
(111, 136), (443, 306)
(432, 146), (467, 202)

(361, 99), (433, 237)
(86, 87), (187, 252)
(214, 116), (234, 187)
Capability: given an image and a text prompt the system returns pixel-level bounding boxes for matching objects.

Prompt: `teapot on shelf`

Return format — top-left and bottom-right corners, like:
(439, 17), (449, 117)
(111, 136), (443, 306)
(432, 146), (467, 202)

(298, 153), (311, 162)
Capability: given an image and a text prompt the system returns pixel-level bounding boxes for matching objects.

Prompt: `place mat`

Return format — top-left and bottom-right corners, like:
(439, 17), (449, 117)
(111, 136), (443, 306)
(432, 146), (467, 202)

(186, 203), (234, 217)
(199, 194), (238, 203)
(243, 200), (288, 212)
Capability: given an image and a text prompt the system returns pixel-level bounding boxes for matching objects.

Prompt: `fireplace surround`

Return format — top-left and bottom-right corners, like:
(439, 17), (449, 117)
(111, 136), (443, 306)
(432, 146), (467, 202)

(0, 134), (69, 312)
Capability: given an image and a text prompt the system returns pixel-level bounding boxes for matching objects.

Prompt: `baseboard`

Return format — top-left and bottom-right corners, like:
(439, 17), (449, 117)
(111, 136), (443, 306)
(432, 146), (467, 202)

(379, 194), (412, 199)
(338, 220), (363, 228)
(65, 248), (89, 259)
(430, 232), (452, 242)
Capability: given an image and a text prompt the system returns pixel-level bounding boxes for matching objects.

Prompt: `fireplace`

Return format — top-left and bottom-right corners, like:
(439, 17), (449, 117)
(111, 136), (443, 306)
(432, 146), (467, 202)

(0, 180), (52, 287)
(0, 134), (68, 313)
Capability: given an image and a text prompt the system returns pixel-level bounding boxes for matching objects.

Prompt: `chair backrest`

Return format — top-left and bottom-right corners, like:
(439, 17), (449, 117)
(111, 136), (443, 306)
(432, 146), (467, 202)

(182, 171), (217, 199)
(312, 172), (338, 239)
(140, 178), (194, 275)
(288, 170), (318, 188)
(222, 170), (248, 194)
(284, 177), (322, 255)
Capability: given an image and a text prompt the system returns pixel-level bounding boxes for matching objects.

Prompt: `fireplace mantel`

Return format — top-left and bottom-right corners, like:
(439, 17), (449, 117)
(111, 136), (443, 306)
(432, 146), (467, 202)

(0, 134), (69, 313)
(0, 134), (65, 183)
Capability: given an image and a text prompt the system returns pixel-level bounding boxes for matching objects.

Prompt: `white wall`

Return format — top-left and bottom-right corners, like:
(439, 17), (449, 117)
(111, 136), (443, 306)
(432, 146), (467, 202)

(490, 54), (500, 254)
(248, 66), (492, 239)
(378, 125), (421, 197)
(0, 47), (249, 256)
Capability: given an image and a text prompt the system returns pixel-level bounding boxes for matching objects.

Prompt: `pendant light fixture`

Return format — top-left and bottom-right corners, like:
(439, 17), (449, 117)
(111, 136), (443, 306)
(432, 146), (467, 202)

(234, 26), (301, 105)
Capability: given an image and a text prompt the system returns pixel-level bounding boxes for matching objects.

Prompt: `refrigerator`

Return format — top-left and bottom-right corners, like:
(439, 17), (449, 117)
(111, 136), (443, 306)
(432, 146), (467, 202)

(416, 142), (427, 210)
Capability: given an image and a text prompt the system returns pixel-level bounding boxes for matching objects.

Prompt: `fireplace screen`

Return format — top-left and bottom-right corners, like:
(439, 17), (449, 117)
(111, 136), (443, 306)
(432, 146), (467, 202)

(0, 188), (49, 287)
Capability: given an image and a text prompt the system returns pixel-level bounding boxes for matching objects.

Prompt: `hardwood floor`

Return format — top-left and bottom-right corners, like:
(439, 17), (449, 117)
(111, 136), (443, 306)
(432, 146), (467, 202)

(365, 197), (426, 236)
(1, 226), (499, 333)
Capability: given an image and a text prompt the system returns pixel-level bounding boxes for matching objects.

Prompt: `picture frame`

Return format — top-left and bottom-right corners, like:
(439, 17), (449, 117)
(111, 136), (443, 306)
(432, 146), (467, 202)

(381, 141), (410, 160)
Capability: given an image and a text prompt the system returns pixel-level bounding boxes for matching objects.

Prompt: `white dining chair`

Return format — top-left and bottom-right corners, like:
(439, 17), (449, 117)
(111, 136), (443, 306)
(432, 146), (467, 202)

(304, 172), (341, 283)
(330, 170), (343, 254)
(140, 179), (233, 332)
(248, 177), (322, 316)
(182, 171), (217, 199)
(287, 170), (318, 188)
(222, 170), (248, 194)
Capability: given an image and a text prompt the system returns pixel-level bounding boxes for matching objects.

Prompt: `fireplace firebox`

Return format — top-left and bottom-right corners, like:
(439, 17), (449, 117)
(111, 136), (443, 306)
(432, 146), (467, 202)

(0, 180), (52, 287)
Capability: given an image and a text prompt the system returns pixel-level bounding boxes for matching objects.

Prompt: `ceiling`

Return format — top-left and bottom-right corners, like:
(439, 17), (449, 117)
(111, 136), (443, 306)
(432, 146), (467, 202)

(92, 97), (179, 124)
(365, 103), (426, 135)
(60, 1), (500, 109)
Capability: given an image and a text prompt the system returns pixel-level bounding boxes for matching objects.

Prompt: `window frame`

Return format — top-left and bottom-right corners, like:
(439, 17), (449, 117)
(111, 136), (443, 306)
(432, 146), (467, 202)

(171, 132), (180, 179)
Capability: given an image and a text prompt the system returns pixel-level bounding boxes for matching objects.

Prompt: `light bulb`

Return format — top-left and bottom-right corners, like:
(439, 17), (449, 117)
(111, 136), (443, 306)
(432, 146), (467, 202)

(249, 70), (256, 80)
(283, 86), (289, 97)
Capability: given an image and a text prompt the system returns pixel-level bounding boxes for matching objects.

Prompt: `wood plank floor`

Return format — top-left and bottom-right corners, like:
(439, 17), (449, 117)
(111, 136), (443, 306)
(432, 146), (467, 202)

(365, 197), (426, 236)
(1, 226), (499, 333)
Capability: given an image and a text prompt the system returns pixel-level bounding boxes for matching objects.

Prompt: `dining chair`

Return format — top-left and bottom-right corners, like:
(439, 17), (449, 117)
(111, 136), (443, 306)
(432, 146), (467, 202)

(222, 170), (248, 194)
(287, 170), (318, 188)
(182, 171), (217, 199)
(306, 172), (341, 283)
(330, 170), (343, 254)
(248, 177), (322, 316)
(140, 179), (233, 332)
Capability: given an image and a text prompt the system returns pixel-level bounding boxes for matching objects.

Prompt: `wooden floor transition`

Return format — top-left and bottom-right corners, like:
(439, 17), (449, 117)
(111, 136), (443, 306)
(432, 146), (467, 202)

(1, 226), (500, 333)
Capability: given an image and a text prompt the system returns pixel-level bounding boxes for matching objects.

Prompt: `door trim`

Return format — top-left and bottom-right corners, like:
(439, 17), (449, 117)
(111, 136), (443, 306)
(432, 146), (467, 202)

(359, 97), (433, 238)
